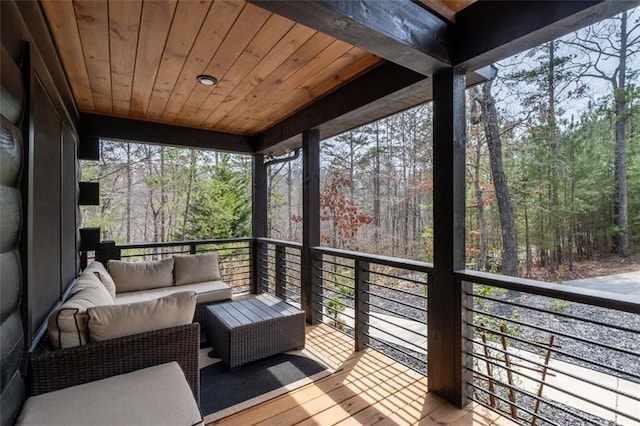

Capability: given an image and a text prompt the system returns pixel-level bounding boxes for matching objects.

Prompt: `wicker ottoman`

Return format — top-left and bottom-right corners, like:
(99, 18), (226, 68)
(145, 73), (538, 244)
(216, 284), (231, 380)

(204, 294), (305, 368)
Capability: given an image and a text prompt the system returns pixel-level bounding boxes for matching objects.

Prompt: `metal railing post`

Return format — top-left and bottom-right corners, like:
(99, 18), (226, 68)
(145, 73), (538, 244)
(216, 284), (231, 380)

(95, 240), (121, 265)
(189, 243), (197, 254)
(251, 239), (262, 294)
(355, 260), (370, 351)
(275, 244), (285, 299)
(309, 251), (322, 325)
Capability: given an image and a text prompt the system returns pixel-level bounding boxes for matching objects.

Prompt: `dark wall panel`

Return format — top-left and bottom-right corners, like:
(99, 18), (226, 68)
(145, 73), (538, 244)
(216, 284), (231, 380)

(61, 124), (77, 290)
(29, 76), (61, 333)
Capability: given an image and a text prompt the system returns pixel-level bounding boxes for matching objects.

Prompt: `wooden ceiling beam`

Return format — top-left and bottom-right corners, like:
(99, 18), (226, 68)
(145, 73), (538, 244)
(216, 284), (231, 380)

(454, 0), (639, 70)
(247, 0), (452, 76)
(79, 113), (255, 153)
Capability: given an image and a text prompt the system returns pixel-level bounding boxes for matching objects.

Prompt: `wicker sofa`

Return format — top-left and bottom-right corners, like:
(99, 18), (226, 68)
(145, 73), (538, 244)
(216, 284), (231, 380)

(29, 252), (232, 400)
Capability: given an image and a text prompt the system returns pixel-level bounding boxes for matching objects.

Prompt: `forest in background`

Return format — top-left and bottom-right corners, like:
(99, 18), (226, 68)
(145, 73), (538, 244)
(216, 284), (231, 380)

(82, 8), (640, 281)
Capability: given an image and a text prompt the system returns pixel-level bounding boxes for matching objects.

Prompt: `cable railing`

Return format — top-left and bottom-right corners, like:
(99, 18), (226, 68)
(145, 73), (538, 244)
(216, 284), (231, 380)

(88, 235), (639, 425)
(256, 238), (302, 307)
(458, 269), (640, 426)
(95, 238), (252, 293)
(311, 246), (432, 374)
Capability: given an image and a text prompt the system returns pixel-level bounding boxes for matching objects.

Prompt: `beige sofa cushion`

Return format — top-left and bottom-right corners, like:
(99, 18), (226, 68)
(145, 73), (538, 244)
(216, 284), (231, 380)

(47, 276), (113, 349)
(108, 257), (174, 293)
(16, 362), (203, 426)
(115, 280), (232, 305)
(174, 252), (222, 285)
(82, 260), (116, 299)
(87, 291), (196, 342)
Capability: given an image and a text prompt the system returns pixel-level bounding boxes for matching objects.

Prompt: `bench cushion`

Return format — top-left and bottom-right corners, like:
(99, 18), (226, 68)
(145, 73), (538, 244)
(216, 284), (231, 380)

(87, 291), (197, 342)
(115, 280), (232, 305)
(16, 362), (202, 426)
(174, 252), (222, 285)
(108, 257), (174, 293)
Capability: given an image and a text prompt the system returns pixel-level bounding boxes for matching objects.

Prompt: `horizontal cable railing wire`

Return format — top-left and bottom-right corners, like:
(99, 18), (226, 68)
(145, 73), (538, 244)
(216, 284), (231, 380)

(459, 270), (640, 426)
(311, 247), (430, 375)
(256, 239), (302, 307)
(114, 238), (252, 293)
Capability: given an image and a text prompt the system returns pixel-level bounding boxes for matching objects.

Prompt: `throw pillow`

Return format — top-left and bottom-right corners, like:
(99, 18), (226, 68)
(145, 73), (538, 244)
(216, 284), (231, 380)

(82, 260), (116, 299)
(87, 291), (197, 342)
(173, 252), (222, 285)
(108, 257), (174, 293)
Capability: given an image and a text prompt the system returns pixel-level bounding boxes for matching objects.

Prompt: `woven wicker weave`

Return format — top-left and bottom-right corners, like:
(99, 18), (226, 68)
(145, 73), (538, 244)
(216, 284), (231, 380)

(29, 323), (200, 403)
(204, 295), (305, 368)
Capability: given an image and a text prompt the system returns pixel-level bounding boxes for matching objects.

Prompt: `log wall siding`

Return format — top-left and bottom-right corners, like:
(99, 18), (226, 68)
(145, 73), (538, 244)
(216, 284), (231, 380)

(0, 44), (26, 426)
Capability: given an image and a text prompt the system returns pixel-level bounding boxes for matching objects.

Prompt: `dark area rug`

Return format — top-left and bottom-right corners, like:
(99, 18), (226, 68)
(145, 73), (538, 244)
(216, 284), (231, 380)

(200, 348), (337, 422)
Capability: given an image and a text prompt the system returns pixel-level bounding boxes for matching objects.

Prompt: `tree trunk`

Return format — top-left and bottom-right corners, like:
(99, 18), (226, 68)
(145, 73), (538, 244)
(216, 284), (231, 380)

(181, 150), (197, 238)
(474, 141), (488, 270)
(613, 12), (630, 257)
(480, 80), (518, 276)
(126, 143), (132, 243)
(373, 122), (381, 248)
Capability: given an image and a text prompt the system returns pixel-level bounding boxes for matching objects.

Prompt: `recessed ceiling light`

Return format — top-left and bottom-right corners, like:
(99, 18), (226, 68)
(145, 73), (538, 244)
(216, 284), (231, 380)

(197, 74), (218, 86)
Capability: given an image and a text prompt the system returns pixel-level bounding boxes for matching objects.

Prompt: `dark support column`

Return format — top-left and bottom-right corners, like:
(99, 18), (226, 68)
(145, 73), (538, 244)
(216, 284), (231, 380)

(428, 68), (467, 407)
(302, 129), (320, 324)
(252, 154), (268, 294)
(354, 260), (370, 351)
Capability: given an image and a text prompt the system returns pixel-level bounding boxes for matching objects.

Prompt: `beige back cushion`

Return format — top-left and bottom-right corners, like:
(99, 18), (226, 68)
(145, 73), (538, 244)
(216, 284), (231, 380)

(108, 257), (174, 293)
(173, 252), (222, 286)
(87, 291), (197, 342)
(82, 261), (116, 299)
(47, 276), (114, 349)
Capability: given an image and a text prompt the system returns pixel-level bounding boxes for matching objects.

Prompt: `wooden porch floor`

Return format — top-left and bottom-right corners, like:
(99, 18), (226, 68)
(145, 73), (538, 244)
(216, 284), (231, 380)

(210, 324), (516, 426)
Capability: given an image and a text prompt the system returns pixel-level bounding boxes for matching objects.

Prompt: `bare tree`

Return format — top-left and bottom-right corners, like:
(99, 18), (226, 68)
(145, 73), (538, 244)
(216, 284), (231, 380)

(564, 9), (640, 256)
(474, 81), (518, 276)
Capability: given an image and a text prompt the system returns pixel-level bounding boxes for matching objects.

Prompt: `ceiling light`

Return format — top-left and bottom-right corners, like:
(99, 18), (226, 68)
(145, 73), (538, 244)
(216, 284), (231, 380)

(197, 74), (218, 86)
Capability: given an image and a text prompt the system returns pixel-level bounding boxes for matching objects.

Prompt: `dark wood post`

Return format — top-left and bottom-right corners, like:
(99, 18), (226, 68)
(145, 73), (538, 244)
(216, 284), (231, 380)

(252, 153), (267, 294)
(275, 244), (286, 299)
(428, 68), (468, 408)
(95, 240), (121, 265)
(354, 259), (370, 351)
(302, 129), (320, 324)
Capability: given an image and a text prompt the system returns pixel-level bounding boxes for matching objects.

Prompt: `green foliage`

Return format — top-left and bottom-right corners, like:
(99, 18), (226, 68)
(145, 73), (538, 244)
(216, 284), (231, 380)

(183, 155), (251, 240)
(548, 298), (571, 315)
(326, 295), (347, 330)
(422, 227), (434, 263)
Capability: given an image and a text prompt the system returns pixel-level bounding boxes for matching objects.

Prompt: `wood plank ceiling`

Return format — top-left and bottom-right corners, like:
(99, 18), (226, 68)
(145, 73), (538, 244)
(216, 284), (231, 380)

(41, 0), (475, 136)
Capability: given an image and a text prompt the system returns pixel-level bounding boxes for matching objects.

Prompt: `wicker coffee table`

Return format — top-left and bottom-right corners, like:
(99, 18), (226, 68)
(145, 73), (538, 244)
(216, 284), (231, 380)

(204, 294), (305, 368)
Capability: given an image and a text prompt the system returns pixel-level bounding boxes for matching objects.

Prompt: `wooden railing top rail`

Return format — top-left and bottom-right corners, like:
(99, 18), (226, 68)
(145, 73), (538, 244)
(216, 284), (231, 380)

(458, 269), (640, 315)
(116, 237), (252, 250)
(311, 246), (434, 274)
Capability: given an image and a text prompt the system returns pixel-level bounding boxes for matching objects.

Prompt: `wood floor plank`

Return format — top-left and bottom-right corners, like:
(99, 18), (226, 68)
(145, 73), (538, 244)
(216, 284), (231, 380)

(208, 323), (509, 426)
(373, 392), (448, 425)
(452, 403), (501, 426)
